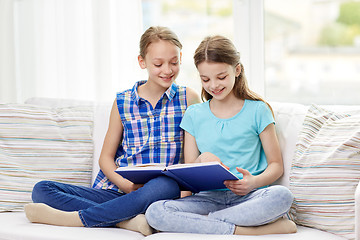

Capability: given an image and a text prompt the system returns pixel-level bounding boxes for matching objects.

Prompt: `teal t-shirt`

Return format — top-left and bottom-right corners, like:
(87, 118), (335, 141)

(180, 99), (274, 180)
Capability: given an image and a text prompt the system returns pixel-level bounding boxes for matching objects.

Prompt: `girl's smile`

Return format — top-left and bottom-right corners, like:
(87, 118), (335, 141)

(211, 87), (225, 95)
(160, 73), (175, 83)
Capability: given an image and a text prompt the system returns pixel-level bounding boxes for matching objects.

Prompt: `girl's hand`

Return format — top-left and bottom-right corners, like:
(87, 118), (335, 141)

(223, 167), (256, 196)
(119, 178), (144, 194)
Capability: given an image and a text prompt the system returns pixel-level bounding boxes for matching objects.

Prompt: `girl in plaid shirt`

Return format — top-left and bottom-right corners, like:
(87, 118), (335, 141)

(25, 26), (200, 235)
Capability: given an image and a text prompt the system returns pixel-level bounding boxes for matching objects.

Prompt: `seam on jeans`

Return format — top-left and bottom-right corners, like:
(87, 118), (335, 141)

(78, 210), (89, 227)
(79, 210), (137, 228)
(90, 213), (141, 228)
(256, 214), (287, 226)
(250, 186), (290, 226)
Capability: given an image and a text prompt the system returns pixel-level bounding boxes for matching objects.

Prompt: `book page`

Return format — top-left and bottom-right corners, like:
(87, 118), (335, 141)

(166, 161), (221, 169)
(116, 163), (166, 171)
(133, 163), (166, 168)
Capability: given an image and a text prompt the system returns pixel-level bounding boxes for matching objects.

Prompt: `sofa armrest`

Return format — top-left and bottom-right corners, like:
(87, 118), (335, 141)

(356, 180), (360, 240)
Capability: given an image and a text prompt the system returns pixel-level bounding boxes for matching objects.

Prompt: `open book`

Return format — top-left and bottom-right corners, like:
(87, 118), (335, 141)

(115, 162), (239, 193)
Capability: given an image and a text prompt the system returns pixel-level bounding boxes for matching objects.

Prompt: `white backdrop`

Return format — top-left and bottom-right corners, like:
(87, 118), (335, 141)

(0, 0), (145, 103)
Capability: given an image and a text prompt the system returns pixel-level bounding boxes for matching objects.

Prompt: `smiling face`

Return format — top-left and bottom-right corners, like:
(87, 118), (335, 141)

(197, 61), (241, 101)
(138, 39), (181, 90)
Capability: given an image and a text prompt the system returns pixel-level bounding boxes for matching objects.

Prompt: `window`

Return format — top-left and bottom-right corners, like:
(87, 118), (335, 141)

(264, 0), (360, 105)
(142, 0), (360, 105)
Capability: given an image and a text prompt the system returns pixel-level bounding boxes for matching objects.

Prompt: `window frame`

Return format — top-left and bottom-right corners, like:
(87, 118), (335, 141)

(234, 0), (265, 97)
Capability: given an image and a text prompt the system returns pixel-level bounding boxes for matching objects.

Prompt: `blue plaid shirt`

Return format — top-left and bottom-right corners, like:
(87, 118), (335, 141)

(93, 80), (187, 191)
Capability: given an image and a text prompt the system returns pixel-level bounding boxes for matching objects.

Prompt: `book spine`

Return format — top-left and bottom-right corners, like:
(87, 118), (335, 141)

(162, 170), (198, 193)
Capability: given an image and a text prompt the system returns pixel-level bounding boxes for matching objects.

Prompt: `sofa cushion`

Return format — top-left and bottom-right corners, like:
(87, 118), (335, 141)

(145, 226), (346, 240)
(289, 104), (360, 239)
(25, 98), (113, 185)
(0, 104), (94, 212)
(271, 102), (308, 188)
(0, 212), (144, 240)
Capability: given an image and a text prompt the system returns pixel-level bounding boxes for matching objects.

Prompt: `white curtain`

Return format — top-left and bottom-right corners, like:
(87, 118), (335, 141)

(0, 0), (16, 103)
(0, 0), (144, 103)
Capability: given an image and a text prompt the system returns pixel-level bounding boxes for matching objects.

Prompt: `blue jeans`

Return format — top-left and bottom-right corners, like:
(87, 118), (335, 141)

(31, 176), (180, 227)
(145, 185), (293, 234)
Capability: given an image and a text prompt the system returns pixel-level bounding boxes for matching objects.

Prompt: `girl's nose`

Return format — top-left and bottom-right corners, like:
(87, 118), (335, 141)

(164, 65), (173, 75)
(210, 80), (219, 89)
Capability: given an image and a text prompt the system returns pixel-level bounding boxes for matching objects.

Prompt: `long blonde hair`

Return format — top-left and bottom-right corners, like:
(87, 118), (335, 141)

(194, 35), (273, 114)
(139, 26), (182, 58)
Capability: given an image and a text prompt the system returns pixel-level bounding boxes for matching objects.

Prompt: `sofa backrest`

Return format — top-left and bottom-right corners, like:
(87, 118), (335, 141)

(92, 102), (112, 184)
(24, 98), (360, 193)
(270, 102), (308, 188)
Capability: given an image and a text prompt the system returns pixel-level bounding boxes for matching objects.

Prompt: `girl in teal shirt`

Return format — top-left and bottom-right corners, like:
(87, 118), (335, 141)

(145, 35), (297, 235)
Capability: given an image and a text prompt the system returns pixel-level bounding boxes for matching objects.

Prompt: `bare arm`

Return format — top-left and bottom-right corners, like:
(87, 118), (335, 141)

(183, 131), (200, 164)
(255, 123), (284, 186)
(98, 99), (143, 193)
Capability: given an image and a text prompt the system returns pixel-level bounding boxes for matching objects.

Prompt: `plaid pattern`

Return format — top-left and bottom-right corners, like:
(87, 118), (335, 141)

(93, 81), (187, 191)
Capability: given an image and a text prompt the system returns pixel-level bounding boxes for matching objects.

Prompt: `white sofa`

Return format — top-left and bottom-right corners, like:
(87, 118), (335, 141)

(0, 99), (358, 240)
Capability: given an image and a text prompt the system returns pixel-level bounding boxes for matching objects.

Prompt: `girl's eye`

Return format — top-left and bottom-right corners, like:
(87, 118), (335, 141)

(201, 78), (209, 83)
(171, 62), (179, 66)
(154, 64), (162, 67)
(218, 76), (226, 80)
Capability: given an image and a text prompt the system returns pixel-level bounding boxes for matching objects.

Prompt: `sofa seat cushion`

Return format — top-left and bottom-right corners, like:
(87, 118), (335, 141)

(0, 212), (347, 240)
(145, 226), (346, 240)
(0, 212), (144, 240)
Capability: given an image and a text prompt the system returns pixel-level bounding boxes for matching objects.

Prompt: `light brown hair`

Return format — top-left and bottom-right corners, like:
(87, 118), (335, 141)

(194, 35), (273, 114)
(139, 26), (182, 58)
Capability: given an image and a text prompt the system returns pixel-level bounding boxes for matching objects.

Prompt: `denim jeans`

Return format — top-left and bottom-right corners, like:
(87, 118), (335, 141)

(145, 185), (293, 234)
(31, 176), (180, 227)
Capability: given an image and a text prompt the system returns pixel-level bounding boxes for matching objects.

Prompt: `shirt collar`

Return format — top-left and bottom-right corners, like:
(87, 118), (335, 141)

(131, 80), (145, 105)
(164, 82), (177, 102)
(131, 80), (177, 105)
